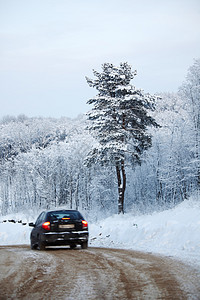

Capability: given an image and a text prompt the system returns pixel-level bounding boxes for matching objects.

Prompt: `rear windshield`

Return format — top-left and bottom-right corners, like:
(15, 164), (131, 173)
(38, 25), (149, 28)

(48, 211), (82, 221)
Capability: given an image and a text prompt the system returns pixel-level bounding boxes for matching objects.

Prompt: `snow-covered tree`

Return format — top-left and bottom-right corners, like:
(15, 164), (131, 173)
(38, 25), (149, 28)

(86, 62), (158, 213)
(0, 116), (95, 215)
(179, 58), (200, 189)
(150, 93), (193, 205)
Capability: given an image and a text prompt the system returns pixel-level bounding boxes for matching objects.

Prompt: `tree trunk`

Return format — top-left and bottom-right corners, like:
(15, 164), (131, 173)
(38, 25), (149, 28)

(116, 159), (126, 214)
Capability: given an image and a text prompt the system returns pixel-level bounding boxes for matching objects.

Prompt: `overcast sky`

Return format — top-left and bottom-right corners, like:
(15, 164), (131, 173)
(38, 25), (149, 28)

(0, 0), (200, 119)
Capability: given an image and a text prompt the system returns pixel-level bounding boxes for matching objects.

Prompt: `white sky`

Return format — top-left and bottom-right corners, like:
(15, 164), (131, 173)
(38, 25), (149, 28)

(0, 0), (200, 119)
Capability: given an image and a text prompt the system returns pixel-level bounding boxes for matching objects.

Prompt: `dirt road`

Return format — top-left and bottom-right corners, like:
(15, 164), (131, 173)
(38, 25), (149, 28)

(0, 245), (200, 299)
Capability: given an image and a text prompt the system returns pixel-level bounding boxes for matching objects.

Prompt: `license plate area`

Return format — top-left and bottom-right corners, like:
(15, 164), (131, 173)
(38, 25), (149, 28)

(59, 224), (75, 229)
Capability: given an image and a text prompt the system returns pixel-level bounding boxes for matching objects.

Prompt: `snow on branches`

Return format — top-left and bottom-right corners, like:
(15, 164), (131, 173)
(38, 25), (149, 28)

(85, 62), (159, 213)
(85, 62), (158, 166)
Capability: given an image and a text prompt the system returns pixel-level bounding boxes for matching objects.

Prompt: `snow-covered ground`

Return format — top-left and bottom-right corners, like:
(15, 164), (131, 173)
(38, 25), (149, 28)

(0, 195), (200, 270)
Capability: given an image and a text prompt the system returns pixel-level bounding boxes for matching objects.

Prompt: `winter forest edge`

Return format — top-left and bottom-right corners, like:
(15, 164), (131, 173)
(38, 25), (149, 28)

(0, 59), (199, 221)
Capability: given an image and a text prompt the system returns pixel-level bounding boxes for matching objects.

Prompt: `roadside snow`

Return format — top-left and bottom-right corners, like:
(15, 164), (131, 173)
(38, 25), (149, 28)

(90, 195), (200, 269)
(0, 222), (30, 245)
(0, 195), (200, 270)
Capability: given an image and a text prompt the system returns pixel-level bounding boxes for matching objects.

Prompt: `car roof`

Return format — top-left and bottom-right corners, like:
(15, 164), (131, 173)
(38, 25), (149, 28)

(47, 209), (80, 213)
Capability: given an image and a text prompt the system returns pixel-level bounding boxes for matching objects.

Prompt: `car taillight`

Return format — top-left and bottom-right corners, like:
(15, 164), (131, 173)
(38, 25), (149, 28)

(82, 220), (88, 229)
(42, 221), (51, 230)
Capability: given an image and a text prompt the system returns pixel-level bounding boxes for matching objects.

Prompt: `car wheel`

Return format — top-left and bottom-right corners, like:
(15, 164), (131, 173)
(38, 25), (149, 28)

(38, 239), (46, 251)
(31, 239), (36, 250)
(70, 244), (76, 250)
(81, 241), (88, 249)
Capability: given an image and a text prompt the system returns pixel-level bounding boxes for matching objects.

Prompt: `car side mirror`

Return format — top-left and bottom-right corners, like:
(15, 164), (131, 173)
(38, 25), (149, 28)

(29, 222), (35, 227)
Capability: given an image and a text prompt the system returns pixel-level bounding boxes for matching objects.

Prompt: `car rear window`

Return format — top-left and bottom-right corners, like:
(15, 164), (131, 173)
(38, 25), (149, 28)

(48, 211), (82, 221)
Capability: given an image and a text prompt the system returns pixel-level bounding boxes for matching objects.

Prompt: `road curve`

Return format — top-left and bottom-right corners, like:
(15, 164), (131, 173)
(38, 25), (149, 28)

(0, 245), (200, 299)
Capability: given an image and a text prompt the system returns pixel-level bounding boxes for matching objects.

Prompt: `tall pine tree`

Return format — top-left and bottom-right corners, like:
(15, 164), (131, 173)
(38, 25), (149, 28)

(86, 62), (158, 213)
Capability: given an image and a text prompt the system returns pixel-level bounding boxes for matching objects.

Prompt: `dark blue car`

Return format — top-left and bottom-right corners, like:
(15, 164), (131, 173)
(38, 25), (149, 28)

(29, 210), (89, 250)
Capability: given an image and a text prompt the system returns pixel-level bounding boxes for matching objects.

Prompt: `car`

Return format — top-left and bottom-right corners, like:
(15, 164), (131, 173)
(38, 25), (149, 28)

(29, 209), (89, 250)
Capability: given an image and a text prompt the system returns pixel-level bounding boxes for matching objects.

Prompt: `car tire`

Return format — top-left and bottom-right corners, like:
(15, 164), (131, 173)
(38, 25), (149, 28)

(38, 239), (46, 251)
(81, 241), (88, 249)
(31, 240), (36, 250)
(70, 244), (76, 250)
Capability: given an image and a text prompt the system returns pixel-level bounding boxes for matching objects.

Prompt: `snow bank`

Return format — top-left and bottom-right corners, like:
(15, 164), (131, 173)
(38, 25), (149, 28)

(90, 196), (200, 268)
(0, 210), (40, 245)
(0, 222), (30, 245)
(0, 195), (200, 269)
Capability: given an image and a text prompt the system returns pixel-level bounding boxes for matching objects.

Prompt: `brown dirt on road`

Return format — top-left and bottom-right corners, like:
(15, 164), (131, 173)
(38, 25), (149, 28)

(0, 245), (200, 299)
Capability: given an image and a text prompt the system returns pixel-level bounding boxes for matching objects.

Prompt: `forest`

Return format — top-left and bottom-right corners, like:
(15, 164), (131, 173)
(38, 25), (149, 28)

(0, 59), (199, 220)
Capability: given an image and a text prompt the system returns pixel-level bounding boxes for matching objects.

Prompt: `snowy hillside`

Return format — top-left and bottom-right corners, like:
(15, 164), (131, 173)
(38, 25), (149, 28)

(90, 195), (200, 269)
(0, 194), (200, 270)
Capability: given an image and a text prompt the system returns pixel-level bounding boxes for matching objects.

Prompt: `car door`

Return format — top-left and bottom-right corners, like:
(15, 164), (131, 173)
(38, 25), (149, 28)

(31, 212), (46, 242)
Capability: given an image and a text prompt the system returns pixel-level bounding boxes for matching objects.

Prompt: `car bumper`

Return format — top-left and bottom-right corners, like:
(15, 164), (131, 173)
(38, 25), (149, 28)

(41, 230), (89, 245)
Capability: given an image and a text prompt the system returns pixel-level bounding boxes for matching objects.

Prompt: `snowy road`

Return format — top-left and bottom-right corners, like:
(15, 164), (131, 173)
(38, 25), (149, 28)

(0, 246), (200, 300)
